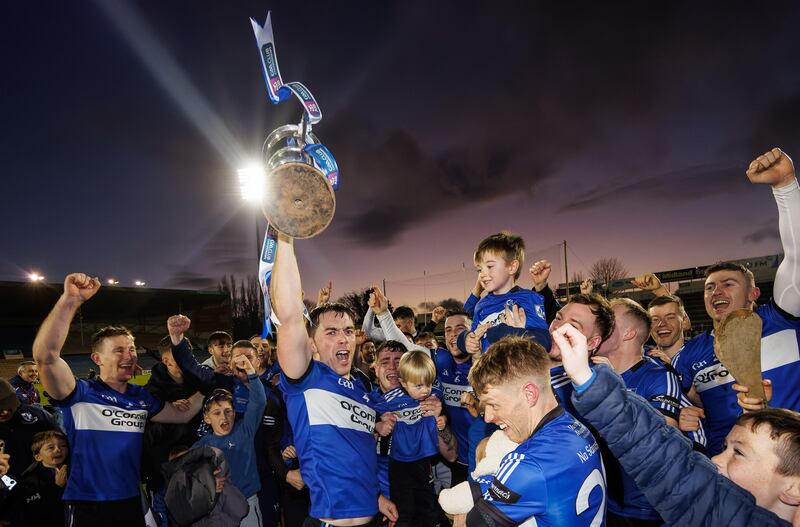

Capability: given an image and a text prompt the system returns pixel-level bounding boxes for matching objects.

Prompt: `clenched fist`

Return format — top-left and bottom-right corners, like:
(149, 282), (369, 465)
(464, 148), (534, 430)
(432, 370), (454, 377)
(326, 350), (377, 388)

(167, 315), (191, 346)
(529, 260), (552, 292)
(632, 273), (662, 292)
(63, 273), (101, 305)
(746, 147), (795, 189)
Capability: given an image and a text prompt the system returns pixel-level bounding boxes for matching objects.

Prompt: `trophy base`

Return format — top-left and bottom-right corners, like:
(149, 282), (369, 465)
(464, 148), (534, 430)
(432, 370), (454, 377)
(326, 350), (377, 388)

(262, 162), (335, 239)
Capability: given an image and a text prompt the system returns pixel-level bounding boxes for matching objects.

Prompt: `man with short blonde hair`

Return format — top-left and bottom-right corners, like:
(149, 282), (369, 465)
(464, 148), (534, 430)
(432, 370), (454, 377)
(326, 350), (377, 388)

(461, 336), (605, 527)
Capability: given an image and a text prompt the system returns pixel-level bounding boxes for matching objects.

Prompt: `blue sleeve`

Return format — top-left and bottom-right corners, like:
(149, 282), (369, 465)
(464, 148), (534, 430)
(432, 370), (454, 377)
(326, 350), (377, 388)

(671, 351), (694, 393)
(242, 374), (266, 437)
(464, 294), (479, 317)
(279, 361), (317, 395)
(50, 378), (87, 407)
(642, 370), (682, 421)
(474, 454), (547, 526)
(456, 330), (469, 356)
(571, 366), (788, 527)
(171, 339), (228, 394)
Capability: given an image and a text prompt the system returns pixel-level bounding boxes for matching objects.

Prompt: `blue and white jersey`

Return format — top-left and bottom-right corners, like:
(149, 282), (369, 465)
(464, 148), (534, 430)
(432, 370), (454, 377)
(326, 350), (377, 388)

(374, 386), (439, 462)
(435, 349), (476, 465)
(280, 360), (379, 519)
(606, 358), (681, 520)
(474, 407), (606, 527)
(645, 354), (708, 452)
(368, 387), (393, 498)
(672, 300), (800, 455)
(472, 287), (548, 352)
(52, 379), (164, 501)
(550, 365), (580, 420)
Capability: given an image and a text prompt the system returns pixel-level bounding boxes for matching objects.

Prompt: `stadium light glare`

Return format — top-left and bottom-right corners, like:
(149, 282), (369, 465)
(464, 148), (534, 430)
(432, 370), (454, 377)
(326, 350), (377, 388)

(107, 278), (120, 286)
(28, 272), (45, 282)
(134, 280), (146, 287)
(237, 163), (265, 203)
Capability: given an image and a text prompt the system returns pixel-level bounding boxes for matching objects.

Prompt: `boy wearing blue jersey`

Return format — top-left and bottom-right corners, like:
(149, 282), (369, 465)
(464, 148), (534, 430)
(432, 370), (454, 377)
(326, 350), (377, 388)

(380, 350), (448, 527)
(458, 335), (606, 527)
(458, 232), (551, 356)
(672, 147), (800, 457)
(32, 273), (205, 527)
(271, 235), (400, 527)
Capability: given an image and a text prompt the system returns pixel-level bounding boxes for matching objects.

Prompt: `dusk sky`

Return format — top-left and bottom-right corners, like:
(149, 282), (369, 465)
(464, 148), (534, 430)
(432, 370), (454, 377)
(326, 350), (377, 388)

(3, 1), (800, 308)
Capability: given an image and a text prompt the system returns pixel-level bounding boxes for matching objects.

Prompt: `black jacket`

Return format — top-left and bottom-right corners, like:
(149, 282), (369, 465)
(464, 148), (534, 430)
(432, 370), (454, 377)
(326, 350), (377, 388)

(0, 405), (59, 478)
(2, 461), (65, 526)
(142, 362), (202, 492)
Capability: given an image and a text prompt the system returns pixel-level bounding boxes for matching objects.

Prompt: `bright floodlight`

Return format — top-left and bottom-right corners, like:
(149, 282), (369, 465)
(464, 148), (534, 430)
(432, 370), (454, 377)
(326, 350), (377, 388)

(237, 163), (265, 203)
(134, 280), (146, 287)
(107, 278), (120, 285)
(28, 272), (45, 282)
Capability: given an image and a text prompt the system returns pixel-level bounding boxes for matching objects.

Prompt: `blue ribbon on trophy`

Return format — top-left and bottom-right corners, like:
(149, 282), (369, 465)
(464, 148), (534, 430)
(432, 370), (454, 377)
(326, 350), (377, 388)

(251, 11), (339, 337)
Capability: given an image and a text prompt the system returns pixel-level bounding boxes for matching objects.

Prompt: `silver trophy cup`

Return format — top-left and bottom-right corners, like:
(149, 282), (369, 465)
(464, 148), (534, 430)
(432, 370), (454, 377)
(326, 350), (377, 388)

(261, 124), (335, 239)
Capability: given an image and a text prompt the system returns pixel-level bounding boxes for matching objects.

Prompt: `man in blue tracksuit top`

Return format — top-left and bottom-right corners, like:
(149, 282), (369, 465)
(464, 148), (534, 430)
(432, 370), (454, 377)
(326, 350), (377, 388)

(553, 320), (800, 526)
(271, 234), (399, 527)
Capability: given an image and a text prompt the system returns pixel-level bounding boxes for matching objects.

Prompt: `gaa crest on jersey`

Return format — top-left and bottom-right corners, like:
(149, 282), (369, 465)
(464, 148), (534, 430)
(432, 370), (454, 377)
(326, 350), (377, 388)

(19, 411), (37, 423)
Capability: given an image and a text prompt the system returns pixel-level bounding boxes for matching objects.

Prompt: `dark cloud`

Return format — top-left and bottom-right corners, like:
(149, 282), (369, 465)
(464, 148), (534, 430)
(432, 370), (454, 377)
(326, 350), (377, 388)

(164, 271), (218, 290)
(559, 164), (747, 212)
(743, 219), (780, 244)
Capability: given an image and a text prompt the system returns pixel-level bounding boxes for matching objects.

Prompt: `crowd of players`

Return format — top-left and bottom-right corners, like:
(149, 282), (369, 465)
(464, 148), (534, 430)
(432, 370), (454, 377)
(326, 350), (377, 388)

(0, 147), (799, 526)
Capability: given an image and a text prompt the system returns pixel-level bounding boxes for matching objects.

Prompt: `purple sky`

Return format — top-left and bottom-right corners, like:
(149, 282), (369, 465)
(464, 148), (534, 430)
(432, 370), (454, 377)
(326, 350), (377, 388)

(3, 1), (799, 308)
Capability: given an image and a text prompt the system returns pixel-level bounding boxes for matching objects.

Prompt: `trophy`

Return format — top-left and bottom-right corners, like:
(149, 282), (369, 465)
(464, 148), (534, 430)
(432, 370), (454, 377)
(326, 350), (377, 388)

(251, 12), (339, 239)
(250, 12), (340, 336)
(262, 124), (335, 239)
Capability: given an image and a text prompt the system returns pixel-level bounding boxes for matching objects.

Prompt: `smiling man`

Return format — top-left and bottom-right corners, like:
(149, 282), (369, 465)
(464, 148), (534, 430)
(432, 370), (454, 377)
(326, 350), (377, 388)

(462, 336), (606, 527)
(32, 273), (204, 527)
(647, 295), (689, 362)
(672, 148), (800, 456)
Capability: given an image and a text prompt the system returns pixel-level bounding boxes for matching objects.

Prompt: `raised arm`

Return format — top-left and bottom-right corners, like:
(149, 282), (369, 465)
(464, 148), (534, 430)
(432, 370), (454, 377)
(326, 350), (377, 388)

(362, 307), (386, 342)
(233, 354), (266, 436)
(272, 235), (314, 379)
(150, 391), (204, 424)
(369, 287), (431, 356)
(32, 273), (99, 400)
(748, 148), (800, 316)
(632, 273), (670, 298)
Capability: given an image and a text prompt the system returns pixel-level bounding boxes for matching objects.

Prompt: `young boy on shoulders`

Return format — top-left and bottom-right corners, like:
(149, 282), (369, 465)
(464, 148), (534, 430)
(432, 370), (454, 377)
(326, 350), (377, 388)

(460, 232), (551, 355)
